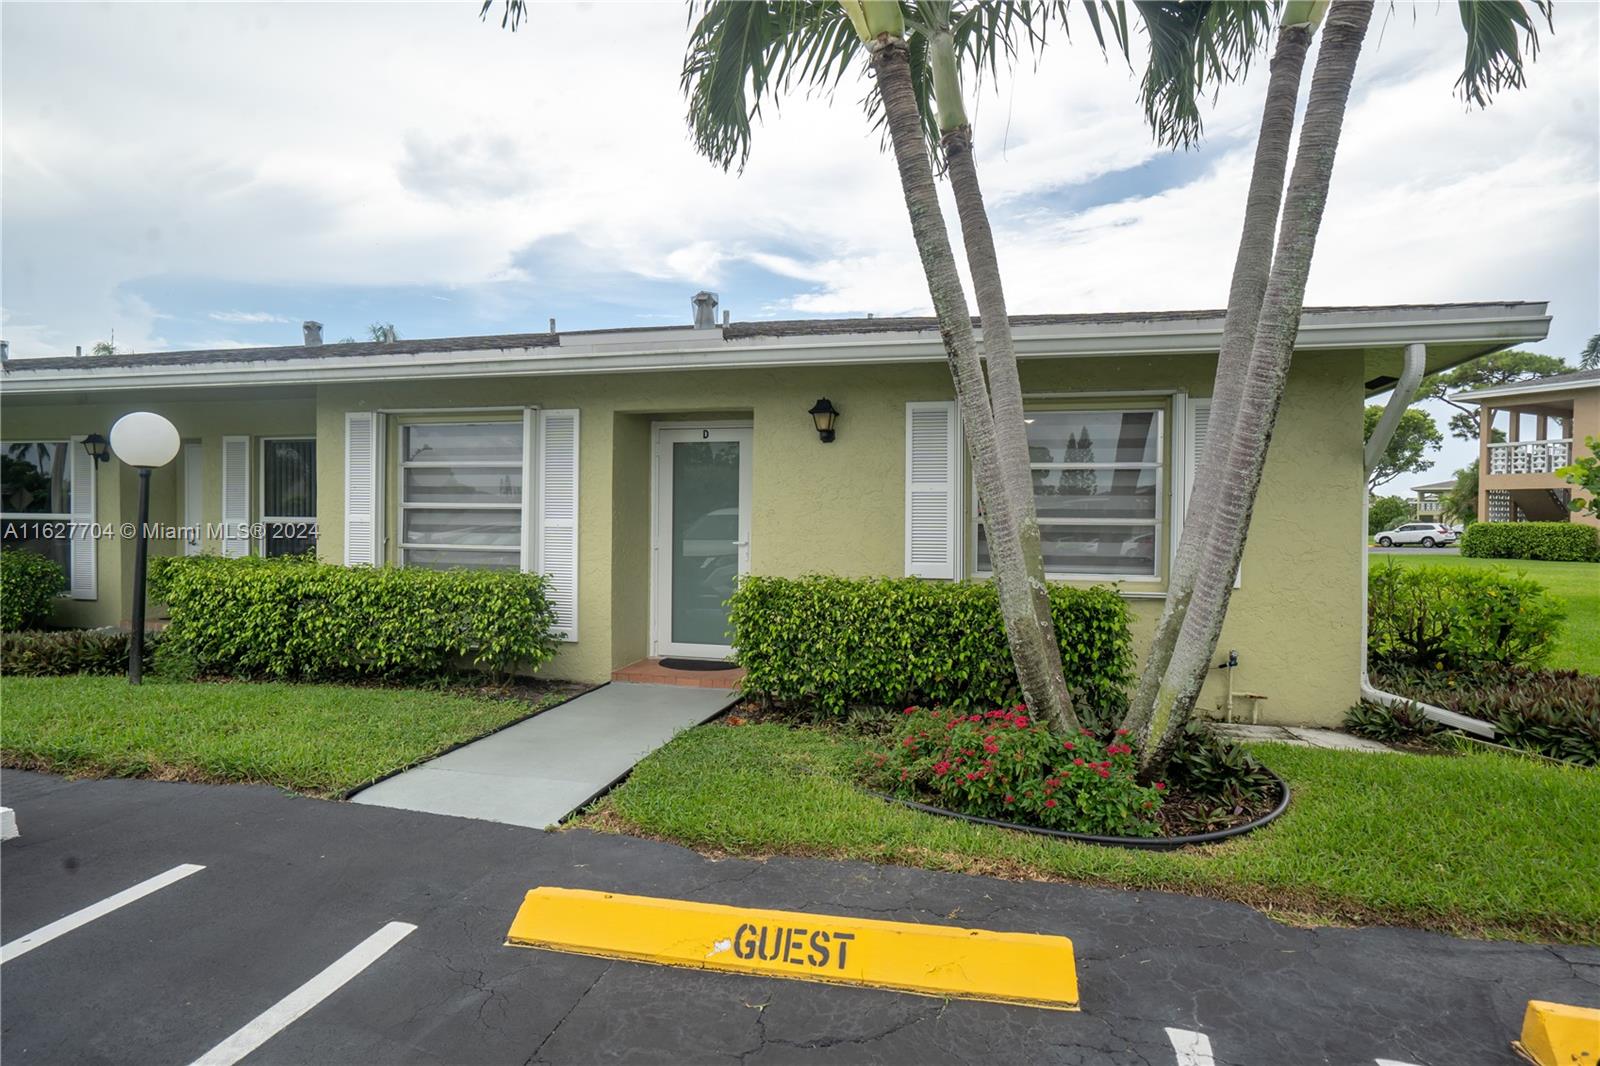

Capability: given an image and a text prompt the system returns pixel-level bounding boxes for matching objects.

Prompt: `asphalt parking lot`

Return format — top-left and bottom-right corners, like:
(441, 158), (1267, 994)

(2, 768), (1595, 1065)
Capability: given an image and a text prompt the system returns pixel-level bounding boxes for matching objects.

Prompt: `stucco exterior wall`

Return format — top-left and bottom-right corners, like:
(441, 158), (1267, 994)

(310, 351), (1364, 725)
(3, 395), (315, 627)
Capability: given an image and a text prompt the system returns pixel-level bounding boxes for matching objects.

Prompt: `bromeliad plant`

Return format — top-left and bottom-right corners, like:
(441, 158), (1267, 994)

(865, 705), (1165, 837)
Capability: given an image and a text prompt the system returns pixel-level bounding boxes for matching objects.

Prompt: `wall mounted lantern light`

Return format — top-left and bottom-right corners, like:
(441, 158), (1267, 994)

(808, 397), (840, 443)
(108, 412), (181, 685)
(81, 434), (112, 464)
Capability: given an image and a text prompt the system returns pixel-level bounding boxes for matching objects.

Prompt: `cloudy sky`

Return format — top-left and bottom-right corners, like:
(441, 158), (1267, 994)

(3, 1), (1596, 484)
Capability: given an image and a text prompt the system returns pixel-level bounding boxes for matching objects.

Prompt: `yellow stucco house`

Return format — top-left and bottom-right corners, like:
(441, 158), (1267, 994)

(1410, 479), (1456, 523)
(0, 298), (1550, 725)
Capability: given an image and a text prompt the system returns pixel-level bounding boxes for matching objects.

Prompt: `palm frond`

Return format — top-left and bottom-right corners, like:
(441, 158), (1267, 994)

(1456, 0), (1553, 108)
(681, 1), (859, 172)
(1133, 0), (1271, 149)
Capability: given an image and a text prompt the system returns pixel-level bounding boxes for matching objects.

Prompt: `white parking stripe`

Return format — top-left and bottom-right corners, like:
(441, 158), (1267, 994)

(1375, 1060), (1426, 1065)
(1166, 1027), (1216, 1066)
(188, 921), (417, 1066)
(0, 863), (205, 965)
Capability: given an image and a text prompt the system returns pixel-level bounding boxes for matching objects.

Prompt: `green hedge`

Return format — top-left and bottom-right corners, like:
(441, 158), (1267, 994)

(1, 549), (67, 632)
(1, 627), (159, 677)
(730, 575), (1134, 719)
(1368, 562), (1564, 672)
(149, 555), (559, 680)
(1460, 521), (1598, 562)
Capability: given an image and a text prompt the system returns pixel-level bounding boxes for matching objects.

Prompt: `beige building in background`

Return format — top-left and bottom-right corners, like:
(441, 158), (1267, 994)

(1410, 479), (1456, 522)
(1, 299), (1550, 726)
(1456, 368), (1600, 527)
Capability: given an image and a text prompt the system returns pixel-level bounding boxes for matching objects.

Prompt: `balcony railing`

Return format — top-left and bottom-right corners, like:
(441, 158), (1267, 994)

(1487, 439), (1572, 476)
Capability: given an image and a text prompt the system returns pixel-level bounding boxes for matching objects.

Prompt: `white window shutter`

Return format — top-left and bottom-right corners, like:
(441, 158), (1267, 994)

(538, 409), (579, 641)
(221, 435), (251, 558)
(344, 412), (379, 566)
(67, 436), (97, 599)
(905, 401), (959, 579)
(1184, 399), (1211, 512)
(1183, 398), (1240, 588)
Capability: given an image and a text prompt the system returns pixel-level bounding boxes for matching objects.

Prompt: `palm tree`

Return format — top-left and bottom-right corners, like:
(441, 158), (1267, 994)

(677, 0), (1263, 733)
(1128, 0), (1554, 773)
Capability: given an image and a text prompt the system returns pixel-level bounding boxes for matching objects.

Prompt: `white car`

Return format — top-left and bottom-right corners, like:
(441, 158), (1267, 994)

(1374, 523), (1457, 548)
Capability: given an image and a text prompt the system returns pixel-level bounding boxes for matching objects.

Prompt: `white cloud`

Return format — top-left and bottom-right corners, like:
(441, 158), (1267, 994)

(1, 0), (1594, 472)
(207, 310), (291, 324)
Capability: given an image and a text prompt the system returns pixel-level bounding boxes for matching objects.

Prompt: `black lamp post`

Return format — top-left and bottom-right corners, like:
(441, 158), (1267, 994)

(108, 412), (180, 684)
(808, 398), (840, 443)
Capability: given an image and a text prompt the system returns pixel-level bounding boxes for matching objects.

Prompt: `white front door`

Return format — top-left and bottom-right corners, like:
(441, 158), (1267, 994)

(182, 442), (204, 555)
(653, 425), (752, 659)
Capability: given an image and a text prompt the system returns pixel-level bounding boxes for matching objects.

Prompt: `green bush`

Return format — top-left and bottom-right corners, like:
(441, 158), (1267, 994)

(1460, 521), (1599, 562)
(1372, 665), (1600, 767)
(1368, 562), (1564, 671)
(730, 576), (1134, 719)
(863, 706), (1164, 836)
(1, 549), (67, 631)
(1, 627), (159, 676)
(1344, 698), (1441, 744)
(149, 555), (559, 681)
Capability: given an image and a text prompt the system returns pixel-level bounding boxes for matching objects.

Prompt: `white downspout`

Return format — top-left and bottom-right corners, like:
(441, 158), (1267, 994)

(1361, 342), (1495, 737)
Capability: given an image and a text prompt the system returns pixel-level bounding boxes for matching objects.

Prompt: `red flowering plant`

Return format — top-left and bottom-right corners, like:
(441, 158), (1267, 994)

(863, 706), (1165, 838)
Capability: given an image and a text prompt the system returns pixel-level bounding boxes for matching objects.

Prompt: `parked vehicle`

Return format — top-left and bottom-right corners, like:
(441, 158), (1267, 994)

(1374, 523), (1458, 548)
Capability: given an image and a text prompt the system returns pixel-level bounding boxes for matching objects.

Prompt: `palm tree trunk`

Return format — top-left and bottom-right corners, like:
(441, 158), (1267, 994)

(1123, 22), (1316, 740)
(941, 123), (1077, 730)
(1137, 0), (1375, 775)
(872, 35), (1082, 735)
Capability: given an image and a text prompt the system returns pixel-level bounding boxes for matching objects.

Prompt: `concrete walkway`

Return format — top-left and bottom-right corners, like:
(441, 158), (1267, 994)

(1211, 723), (1395, 752)
(351, 682), (736, 828)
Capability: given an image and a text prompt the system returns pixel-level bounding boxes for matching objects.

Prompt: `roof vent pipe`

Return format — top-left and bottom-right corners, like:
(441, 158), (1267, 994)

(722, 309), (730, 327)
(303, 321), (323, 346)
(549, 318), (557, 334)
(692, 291), (719, 329)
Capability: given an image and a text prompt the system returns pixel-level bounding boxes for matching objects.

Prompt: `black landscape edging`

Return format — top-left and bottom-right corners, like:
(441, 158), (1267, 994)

(869, 770), (1291, 851)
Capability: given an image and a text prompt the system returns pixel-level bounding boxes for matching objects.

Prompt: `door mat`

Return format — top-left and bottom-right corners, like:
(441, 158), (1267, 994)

(658, 658), (740, 671)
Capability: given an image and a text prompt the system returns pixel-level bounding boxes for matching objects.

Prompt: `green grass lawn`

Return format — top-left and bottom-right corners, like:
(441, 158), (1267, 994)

(0, 675), (574, 796)
(592, 722), (1600, 944)
(1372, 551), (1599, 674)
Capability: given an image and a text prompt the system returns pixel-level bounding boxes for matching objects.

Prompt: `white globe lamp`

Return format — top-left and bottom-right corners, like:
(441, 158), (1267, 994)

(109, 411), (181, 469)
(108, 411), (181, 684)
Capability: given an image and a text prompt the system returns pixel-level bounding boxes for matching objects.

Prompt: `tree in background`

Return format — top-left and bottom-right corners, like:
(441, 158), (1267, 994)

(1420, 349), (1571, 440)
(1580, 334), (1599, 371)
(1368, 495), (1412, 537)
(89, 341), (117, 357)
(1555, 436), (1600, 519)
(369, 323), (400, 342)
(1440, 461), (1480, 524)
(1362, 404), (1442, 491)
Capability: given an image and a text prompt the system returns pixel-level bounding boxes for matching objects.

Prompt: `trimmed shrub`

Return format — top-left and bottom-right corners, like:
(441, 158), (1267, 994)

(1, 627), (159, 677)
(1, 549), (67, 632)
(730, 575), (1134, 719)
(864, 705), (1164, 837)
(1372, 665), (1600, 767)
(1460, 521), (1598, 562)
(148, 555), (559, 680)
(1368, 562), (1564, 671)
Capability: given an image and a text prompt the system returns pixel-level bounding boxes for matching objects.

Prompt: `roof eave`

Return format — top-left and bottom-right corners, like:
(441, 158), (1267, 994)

(1, 301), (1552, 396)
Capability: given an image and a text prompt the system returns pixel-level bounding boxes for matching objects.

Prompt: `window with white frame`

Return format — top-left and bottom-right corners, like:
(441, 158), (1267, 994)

(398, 420), (524, 570)
(260, 438), (318, 557)
(974, 408), (1164, 579)
(1, 440), (75, 572)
